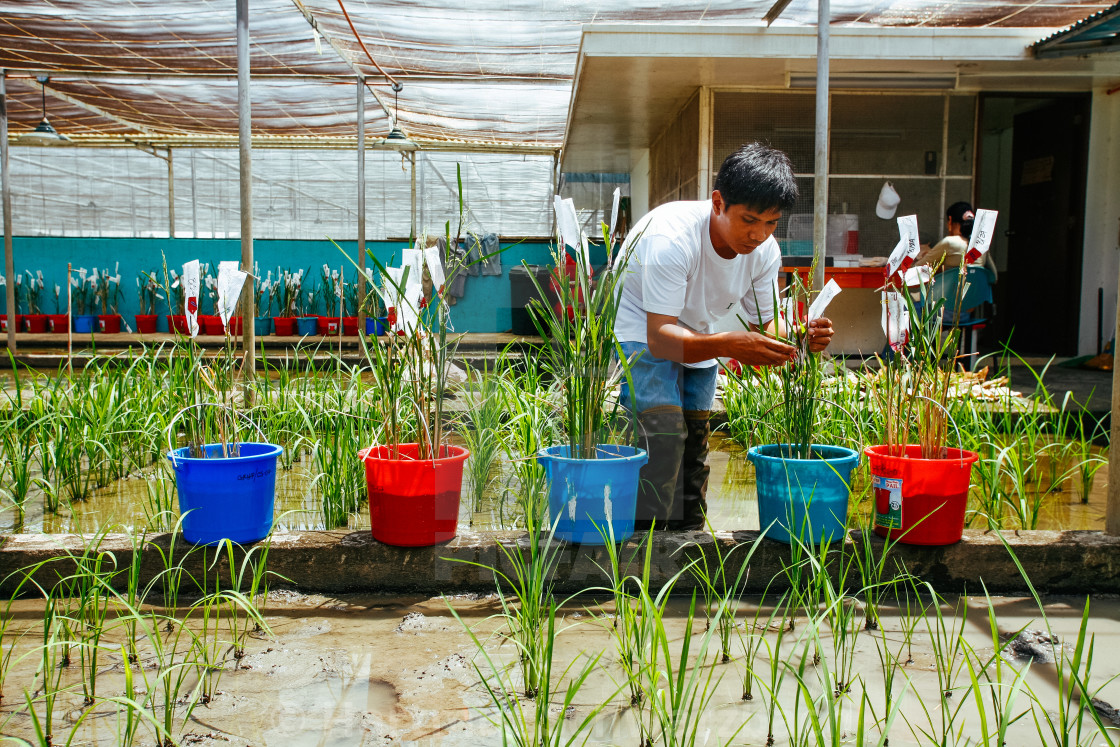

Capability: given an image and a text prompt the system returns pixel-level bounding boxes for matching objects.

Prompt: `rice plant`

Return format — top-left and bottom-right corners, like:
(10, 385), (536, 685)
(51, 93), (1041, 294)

(459, 359), (508, 516)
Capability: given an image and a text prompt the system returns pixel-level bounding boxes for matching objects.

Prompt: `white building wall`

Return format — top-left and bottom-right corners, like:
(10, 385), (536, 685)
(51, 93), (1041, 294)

(629, 148), (650, 222)
(1079, 88), (1120, 356)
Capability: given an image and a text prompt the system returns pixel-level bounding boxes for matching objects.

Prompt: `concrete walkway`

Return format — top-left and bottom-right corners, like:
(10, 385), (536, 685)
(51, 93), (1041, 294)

(3, 529), (1118, 598)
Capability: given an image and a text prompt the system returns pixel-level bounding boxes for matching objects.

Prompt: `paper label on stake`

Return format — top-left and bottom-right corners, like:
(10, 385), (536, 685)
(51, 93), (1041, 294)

(881, 290), (910, 351)
(807, 278), (841, 322)
(216, 261), (247, 327)
(183, 260), (200, 337)
(887, 215), (920, 281)
(422, 246), (445, 291)
(873, 475), (904, 529)
(965, 208), (998, 263)
(553, 195), (582, 251)
(609, 186), (621, 238)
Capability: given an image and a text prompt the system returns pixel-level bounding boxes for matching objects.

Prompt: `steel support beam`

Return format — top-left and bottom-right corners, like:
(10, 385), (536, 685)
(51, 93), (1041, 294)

(237, 0), (255, 372)
(357, 77), (367, 331)
(812, 0), (830, 294)
(0, 71), (14, 352)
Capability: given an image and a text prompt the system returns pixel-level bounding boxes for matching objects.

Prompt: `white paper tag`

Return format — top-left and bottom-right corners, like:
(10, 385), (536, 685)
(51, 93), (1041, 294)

(183, 260), (200, 337)
(402, 247), (425, 289)
(885, 237), (909, 280)
(216, 261), (247, 327)
(609, 187), (621, 238)
(553, 195), (582, 251)
(965, 209), (998, 263)
(902, 265), (933, 287)
(381, 267), (404, 310)
(807, 278), (842, 322)
(881, 290), (910, 351)
(423, 246), (446, 290)
(886, 215), (920, 280)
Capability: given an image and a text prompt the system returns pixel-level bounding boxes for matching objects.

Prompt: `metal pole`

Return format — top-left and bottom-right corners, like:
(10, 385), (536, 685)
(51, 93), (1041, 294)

(237, 0), (255, 374)
(1108, 270), (1120, 534)
(66, 263), (72, 374)
(167, 147), (176, 238)
(0, 70), (15, 352)
(410, 152), (417, 241)
(811, 0), (830, 294)
(190, 150), (198, 237)
(357, 77), (366, 332)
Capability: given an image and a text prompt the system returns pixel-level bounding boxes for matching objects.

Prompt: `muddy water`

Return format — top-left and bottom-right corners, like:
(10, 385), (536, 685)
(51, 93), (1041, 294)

(0, 592), (1117, 745)
(0, 435), (1108, 535)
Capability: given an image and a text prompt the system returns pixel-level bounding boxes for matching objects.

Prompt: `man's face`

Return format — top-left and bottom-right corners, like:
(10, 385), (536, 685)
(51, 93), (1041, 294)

(710, 190), (782, 256)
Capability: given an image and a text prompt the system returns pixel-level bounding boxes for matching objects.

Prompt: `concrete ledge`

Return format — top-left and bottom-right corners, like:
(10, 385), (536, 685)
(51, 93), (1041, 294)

(2, 529), (1118, 598)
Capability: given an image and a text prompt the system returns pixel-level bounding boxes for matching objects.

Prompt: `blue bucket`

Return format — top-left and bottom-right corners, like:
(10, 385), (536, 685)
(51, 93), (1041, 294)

(537, 444), (648, 545)
(365, 316), (387, 336)
(296, 316), (318, 336)
(73, 315), (98, 333)
(168, 442), (283, 545)
(253, 316), (272, 336)
(747, 444), (859, 545)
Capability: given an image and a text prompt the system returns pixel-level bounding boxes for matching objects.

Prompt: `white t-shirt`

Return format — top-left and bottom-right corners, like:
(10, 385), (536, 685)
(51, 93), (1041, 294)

(614, 200), (781, 369)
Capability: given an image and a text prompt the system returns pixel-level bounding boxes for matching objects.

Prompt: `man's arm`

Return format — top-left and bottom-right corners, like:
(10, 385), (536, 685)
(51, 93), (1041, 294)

(646, 313), (835, 365)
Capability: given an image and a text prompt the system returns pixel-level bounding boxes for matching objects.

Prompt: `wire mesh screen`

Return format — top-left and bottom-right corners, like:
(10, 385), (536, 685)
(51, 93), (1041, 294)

(713, 91), (976, 256)
(558, 173), (631, 238)
(6, 147), (556, 239)
(650, 93), (700, 208)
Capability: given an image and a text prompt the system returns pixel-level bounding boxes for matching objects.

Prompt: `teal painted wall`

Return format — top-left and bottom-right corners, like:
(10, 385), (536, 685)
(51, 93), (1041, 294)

(5, 237), (605, 333)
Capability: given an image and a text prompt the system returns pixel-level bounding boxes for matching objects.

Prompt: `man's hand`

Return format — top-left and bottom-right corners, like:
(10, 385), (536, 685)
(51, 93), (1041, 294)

(724, 329), (797, 366)
(807, 316), (834, 353)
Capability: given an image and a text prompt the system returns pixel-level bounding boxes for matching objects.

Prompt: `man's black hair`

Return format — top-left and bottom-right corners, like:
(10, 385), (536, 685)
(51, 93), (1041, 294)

(946, 201), (975, 239)
(713, 143), (798, 212)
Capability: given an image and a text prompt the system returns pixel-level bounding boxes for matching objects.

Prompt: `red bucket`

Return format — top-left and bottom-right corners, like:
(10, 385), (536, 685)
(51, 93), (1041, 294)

(98, 314), (122, 333)
(342, 316), (359, 336)
(47, 314), (69, 333)
(362, 443), (469, 547)
(320, 316), (342, 335)
(272, 317), (297, 336)
(865, 445), (979, 546)
(22, 314), (49, 333)
(135, 314), (158, 334)
(167, 315), (190, 334)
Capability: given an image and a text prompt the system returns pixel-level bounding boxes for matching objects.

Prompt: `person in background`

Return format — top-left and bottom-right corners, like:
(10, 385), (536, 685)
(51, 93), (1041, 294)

(614, 143), (834, 531)
(915, 201), (998, 281)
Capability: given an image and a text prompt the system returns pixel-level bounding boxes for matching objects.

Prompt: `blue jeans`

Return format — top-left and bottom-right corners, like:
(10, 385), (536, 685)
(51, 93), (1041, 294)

(619, 342), (718, 417)
(618, 341), (717, 527)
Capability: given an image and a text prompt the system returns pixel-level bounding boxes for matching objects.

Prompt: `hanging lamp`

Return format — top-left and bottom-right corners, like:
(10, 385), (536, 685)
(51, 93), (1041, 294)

(18, 77), (70, 146)
(382, 82), (417, 151)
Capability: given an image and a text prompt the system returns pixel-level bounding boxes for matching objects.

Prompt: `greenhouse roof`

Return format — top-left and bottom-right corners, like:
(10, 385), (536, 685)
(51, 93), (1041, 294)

(0, 0), (1113, 150)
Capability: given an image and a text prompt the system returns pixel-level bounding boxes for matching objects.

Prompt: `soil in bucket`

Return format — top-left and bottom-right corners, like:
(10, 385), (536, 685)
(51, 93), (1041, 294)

(866, 445), (979, 545)
(537, 444), (647, 545)
(748, 444), (859, 545)
(167, 442), (283, 545)
(363, 444), (469, 547)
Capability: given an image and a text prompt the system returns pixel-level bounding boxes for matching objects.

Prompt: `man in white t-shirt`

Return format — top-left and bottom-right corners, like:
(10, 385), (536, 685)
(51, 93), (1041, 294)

(616, 143), (834, 530)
